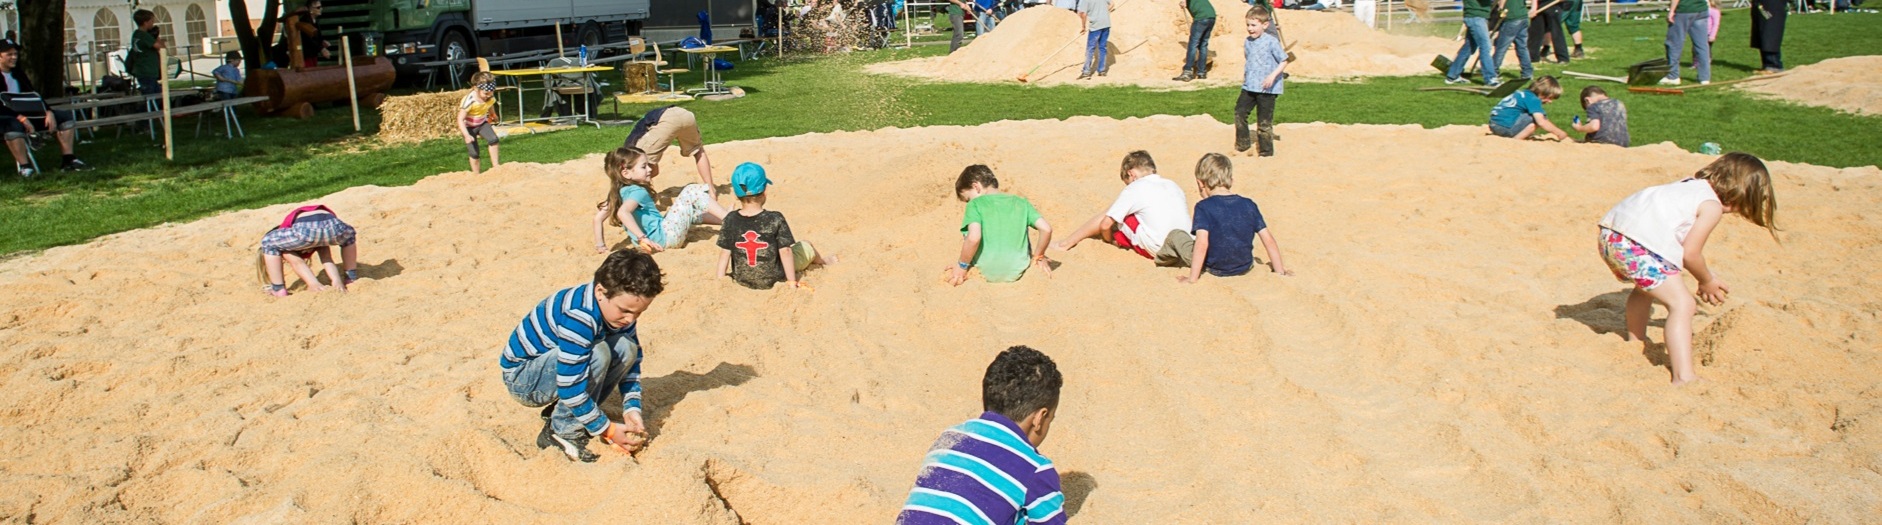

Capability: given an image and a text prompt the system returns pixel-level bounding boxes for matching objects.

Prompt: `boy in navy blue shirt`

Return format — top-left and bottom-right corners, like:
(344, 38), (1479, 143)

(1179, 153), (1292, 282)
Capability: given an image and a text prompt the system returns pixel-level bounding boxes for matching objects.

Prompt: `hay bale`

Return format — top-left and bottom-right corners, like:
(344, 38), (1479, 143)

(378, 89), (471, 144)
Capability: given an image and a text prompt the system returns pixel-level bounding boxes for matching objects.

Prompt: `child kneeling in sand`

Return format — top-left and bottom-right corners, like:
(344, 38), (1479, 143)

(500, 249), (664, 462)
(897, 345), (1067, 524)
(1488, 76), (1571, 141)
(458, 72), (501, 174)
(256, 204), (358, 297)
(948, 164), (1054, 285)
(594, 146), (729, 253)
(1572, 85), (1630, 147)
(716, 162), (837, 289)
(1055, 151), (1194, 267)
(1179, 153), (1292, 282)
(1597, 152), (1776, 386)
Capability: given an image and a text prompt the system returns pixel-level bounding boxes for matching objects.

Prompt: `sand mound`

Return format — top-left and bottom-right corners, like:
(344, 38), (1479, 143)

(5, 116), (1882, 522)
(1739, 56), (1882, 117)
(869, 4), (1456, 87)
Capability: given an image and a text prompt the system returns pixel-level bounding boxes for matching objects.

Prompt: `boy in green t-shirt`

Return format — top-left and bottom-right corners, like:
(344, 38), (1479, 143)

(948, 164), (1054, 285)
(127, 10), (164, 94)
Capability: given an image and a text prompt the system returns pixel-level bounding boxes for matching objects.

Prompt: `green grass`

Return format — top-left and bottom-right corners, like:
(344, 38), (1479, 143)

(1, 10), (1876, 256)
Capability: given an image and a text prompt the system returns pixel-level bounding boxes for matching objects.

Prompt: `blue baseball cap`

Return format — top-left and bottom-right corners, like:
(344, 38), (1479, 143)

(731, 162), (772, 197)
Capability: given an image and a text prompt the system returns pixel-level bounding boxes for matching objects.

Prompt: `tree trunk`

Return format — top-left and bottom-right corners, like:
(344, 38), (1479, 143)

(19, 0), (66, 92)
(228, 0), (283, 70)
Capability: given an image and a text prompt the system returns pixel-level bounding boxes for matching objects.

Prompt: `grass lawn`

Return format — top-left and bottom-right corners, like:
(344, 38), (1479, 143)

(1, 10), (1876, 256)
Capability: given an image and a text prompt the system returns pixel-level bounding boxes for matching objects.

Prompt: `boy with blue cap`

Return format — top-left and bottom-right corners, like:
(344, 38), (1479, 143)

(716, 162), (837, 289)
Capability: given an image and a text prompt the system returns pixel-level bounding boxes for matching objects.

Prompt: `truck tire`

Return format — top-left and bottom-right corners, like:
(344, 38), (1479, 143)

(439, 29), (475, 80)
(577, 21), (603, 47)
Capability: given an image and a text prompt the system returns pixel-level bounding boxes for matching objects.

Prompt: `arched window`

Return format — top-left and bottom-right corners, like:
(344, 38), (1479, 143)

(92, 9), (121, 53)
(64, 12), (78, 54)
(185, 5), (210, 49)
(152, 7), (175, 47)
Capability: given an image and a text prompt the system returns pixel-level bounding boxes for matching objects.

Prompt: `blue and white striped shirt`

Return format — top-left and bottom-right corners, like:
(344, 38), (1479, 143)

(500, 283), (643, 436)
(1242, 33), (1287, 95)
(898, 412), (1067, 525)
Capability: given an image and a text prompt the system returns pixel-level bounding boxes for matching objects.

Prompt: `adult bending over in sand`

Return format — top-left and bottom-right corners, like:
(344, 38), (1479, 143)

(623, 106), (719, 196)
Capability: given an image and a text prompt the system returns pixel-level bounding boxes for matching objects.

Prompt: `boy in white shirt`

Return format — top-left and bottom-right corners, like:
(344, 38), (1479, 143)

(1054, 150), (1194, 266)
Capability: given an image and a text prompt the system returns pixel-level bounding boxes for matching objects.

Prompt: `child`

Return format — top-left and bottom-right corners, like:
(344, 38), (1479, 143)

(1706, 0), (1721, 44)
(1237, 6), (1288, 156)
(1597, 152), (1777, 385)
(1660, 0), (1711, 86)
(1573, 85), (1630, 147)
(1054, 151), (1193, 267)
(716, 162), (838, 289)
(127, 10), (164, 95)
(948, 164), (1054, 286)
(458, 72), (501, 174)
(500, 249), (663, 462)
(593, 146), (728, 254)
(212, 51), (243, 101)
(897, 345), (1066, 525)
(1076, 0), (1112, 79)
(1179, 153), (1291, 283)
(255, 204), (358, 297)
(1487, 75), (1570, 141)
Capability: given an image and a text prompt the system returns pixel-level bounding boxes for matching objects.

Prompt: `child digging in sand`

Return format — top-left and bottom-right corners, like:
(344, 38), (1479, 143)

(256, 205), (358, 297)
(1488, 75), (1571, 141)
(1179, 153), (1292, 282)
(949, 164), (1054, 285)
(1572, 85), (1629, 147)
(500, 249), (663, 462)
(1597, 152), (1776, 385)
(716, 162), (838, 289)
(593, 146), (729, 254)
(897, 345), (1067, 525)
(1055, 151), (1193, 267)
(458, 72), (501, 174)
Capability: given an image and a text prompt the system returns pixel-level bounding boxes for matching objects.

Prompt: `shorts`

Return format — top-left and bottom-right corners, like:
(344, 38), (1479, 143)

(1489, 113), (1536, 138)
(631, 107), (704, 164)
(1599, 227), (1680, 290)
(464, 122), (500, 159)
(1155, 230), (1195, 268)
(653, 184), (714, 248)
(1110, 214), (1155, 259)
(261, 216), (358, 257)
(1, 110), (77, 140)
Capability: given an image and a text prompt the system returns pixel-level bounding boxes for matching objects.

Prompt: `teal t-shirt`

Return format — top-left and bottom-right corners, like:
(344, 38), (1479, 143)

(1489, 89), (1546, 129)
(619, 185), (666, 245)
(1674, 0), (1707, 13)
(961, 193), (1042, 283)
(1462, 0), (1494, 18)
(1187, 0), (1216, 20)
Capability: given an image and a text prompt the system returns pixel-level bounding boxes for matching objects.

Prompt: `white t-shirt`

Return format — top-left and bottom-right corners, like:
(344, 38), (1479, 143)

(1104, 173), (1192, 253)
(1599, 178), (1720, 267)
(2, 72), (20, 93)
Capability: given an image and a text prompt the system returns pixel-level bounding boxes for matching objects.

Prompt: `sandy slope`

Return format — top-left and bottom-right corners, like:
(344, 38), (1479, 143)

(2, 116), (1880, 523)
(869, 5), (1457, 88)
(1739, 56), (1882, 117)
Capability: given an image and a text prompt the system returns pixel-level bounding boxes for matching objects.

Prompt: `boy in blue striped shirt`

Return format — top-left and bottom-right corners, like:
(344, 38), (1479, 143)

(899, 346), (1067, 525)
(499, 250), (665, 462)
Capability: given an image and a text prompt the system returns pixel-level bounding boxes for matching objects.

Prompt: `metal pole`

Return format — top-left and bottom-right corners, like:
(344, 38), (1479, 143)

(342, 28), (359, 132)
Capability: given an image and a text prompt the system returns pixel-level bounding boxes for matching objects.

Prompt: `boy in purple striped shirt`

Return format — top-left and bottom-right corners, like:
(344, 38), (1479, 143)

(899, 346), (1068, 525)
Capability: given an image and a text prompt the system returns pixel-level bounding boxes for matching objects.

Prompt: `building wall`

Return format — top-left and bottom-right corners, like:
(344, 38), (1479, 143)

(44, 0), (224, 58)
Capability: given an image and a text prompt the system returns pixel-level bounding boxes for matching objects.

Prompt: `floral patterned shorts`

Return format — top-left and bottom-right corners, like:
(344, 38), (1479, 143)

(1599, 227), (1680, 290)
(655, 184), (714, 248)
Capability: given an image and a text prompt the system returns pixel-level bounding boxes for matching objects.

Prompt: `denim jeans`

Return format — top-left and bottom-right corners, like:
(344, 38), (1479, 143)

(1083, 28), (1111, 75)
(1445, 17), (1495, 84)
(502, 330), (640, 438)
(1492, 18), (1532, 79)
(976, 9), (996, 35)
(1665, 12), (1711, 82)
(1183, 17), (1216, 75)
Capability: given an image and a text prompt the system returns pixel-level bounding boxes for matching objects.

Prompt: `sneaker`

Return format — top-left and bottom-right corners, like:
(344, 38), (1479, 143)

(1484, 79), (1503, 89)
(1172, 73), (1195, 82)
(537, 422), (599, 462)
(1658, 76), (1682, 86)
(1444, 76), (1469, 85)
(1077, 72), (1092, 80)
(1699, 80), (1710, 85)
(539, 404), (554, 421)
(1196, 70), (1207, 80)
(1097, 70), (1108, 77)
(1571, 46), (1585, 59)
(60, 159), (91, 172)
(16, 165), (33, 178)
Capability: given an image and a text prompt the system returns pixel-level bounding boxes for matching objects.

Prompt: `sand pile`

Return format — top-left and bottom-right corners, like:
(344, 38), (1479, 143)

(868, 3), (1457, 87)
(4, 116), (1882, 522)
(1739, 56), (1882, 117)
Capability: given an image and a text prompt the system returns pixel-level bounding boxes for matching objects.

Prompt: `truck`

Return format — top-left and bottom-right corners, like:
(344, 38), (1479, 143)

(313, 0), (653, 79)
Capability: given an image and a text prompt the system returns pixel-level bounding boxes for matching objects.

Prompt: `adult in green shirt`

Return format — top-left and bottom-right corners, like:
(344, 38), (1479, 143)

(1174, 0), (1217, 81)
(126, 9), (164, 94)
(1660, 0), (1711, 85)
(1491, 0), (1534, 81)
(950, 165), (1054, 285)
(1443, 0), (1500, 86)
(947, 0), (969, 52)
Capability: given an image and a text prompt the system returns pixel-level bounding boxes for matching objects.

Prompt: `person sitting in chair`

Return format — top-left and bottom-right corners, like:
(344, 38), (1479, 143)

(0, 42), (88, 176)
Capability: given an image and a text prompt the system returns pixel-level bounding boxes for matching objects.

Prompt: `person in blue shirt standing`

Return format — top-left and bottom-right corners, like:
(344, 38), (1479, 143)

(975, 0), (1001, 35)
(1235, 7), (1288, 156)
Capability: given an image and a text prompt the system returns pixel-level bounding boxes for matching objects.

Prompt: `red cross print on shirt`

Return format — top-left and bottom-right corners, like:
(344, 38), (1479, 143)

(735, 230), (769, 267)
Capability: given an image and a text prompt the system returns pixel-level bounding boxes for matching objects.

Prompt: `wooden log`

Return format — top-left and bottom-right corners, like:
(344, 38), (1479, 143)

(251, 56), (396, 118)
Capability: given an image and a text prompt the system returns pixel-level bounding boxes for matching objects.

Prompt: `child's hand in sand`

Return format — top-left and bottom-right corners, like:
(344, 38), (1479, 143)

(1272, 264), (1295, 277)
(1697, 278), (1730, 305)
(603, 417), (648, 454)
(638, 238), (664, 253)
(1031, 257), (1052, 278)
(1176, 275), (1197, 284)
(790, 280), (814, 291)
(946, 266), (969, 286)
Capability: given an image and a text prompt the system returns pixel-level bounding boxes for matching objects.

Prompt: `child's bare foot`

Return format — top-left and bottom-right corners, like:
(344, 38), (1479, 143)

(821, 254), (840, 265)
(1672, 376), (1702, 387)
